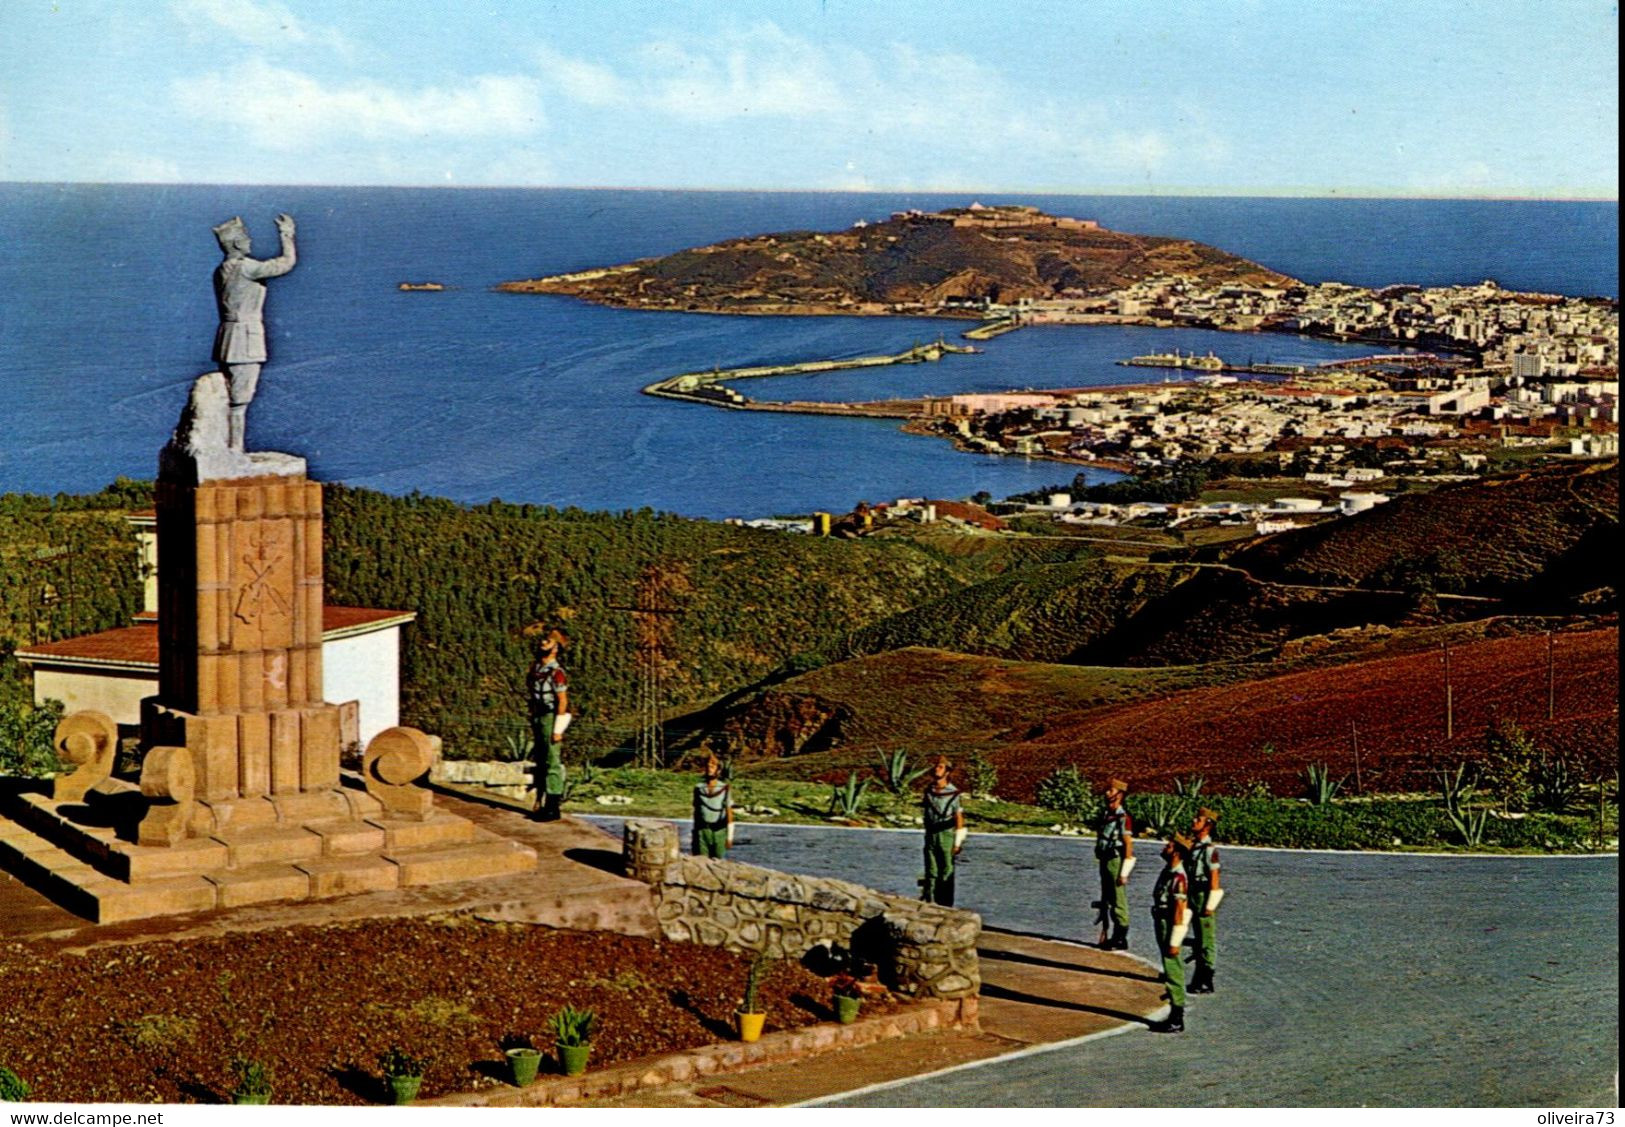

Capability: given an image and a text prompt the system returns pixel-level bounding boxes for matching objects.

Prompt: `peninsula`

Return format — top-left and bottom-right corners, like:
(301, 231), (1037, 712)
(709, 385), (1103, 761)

(498, 203), (1294, 314)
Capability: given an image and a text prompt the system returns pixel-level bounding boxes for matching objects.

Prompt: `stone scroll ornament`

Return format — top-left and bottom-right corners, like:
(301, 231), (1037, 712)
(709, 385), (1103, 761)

(51, 710), (118, 803)
(363, 726), (438, 818)
(137, 746), (196, 846)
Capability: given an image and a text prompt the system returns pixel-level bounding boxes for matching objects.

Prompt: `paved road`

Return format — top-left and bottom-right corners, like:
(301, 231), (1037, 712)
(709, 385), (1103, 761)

(589, 818), (1618, 1107)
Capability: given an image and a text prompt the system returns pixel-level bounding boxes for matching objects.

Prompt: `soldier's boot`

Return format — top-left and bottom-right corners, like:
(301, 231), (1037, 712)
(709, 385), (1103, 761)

(1107, 924), (1129, 950)
(228, 406), (248, 452)
(1189, 968), (1214, 994)
(537, 792), (562, 822)
(1149, 1005), (1185, 1034)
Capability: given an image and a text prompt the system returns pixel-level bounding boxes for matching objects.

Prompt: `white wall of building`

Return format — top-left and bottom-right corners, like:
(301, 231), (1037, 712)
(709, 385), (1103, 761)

(32, 667), (155, 729)
(321, 628), (402, 748)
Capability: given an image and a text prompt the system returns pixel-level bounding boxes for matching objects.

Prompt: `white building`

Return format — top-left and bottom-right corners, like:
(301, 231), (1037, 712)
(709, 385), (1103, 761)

(17, 513), (416, 748)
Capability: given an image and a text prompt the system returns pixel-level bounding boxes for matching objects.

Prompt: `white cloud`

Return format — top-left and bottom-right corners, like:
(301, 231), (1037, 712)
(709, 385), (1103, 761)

(171, 0), (351, 55)
(172, 60), (544, 151)
(532, 24), (1192, 179)
(533, 45), (626, 108)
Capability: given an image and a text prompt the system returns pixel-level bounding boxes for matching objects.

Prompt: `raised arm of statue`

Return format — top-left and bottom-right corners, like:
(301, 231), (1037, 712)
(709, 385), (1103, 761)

(242, 214), (297, 281)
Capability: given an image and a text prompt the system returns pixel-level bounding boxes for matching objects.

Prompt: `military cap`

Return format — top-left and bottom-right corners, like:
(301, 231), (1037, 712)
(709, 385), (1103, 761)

(212, 216), (248, 248)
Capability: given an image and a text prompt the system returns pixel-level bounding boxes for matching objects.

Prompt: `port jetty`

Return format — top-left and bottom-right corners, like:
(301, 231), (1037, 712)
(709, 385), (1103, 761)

(643, 338), (977, 414)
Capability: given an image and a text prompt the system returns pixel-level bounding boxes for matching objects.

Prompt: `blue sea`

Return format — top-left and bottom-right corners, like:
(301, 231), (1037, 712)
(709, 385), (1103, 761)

(0, 186), (1616, 518)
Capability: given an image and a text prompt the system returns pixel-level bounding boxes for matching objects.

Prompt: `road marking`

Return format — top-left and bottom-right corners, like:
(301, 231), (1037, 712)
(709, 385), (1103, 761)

(790, 1015), (1157, 1107)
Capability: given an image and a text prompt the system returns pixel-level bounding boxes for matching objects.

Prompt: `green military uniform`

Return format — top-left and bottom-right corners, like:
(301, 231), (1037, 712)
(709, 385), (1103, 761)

(692, 778), (732, 858)
(1094, 803), (1132, 944)
(527, 656), (568, 820)
(922, 783), (962, 906)
(1189, 833), (1220, 991)
(1151, 856), (1189, 1011)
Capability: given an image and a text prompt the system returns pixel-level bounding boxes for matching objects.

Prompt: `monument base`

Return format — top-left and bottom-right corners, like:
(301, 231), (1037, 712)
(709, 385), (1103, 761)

(0, 777), (536, 924)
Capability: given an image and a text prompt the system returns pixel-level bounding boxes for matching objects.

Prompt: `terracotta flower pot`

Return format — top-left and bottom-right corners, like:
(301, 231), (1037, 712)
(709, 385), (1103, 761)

(506, 1047), (542, 1087)
(557, 1042), (591, 1076)
(736, 1011), (766, 1043)
(835, 994), (861, 1025)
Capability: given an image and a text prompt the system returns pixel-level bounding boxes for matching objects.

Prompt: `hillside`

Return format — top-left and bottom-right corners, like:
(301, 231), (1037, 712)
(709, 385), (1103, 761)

(989, 624), (1619, 799)
(1223, 460), (1619, 603)
(809, 557), (1196, 667)
(319, 487), (975, 753)
(697, 622), (1617, 799)
(499, 205), (1295, 313)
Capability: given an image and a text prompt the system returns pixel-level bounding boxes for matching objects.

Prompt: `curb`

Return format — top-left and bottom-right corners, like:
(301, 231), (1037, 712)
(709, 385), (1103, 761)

(421, 996), (977, 1107)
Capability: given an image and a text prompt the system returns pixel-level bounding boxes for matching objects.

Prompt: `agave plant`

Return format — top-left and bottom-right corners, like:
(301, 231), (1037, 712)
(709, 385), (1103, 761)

(828, 772), (869, 818)
(1303, 762), (1343, 805)
(875, 749), (927, 795)
(545, 1004), (597, 1048)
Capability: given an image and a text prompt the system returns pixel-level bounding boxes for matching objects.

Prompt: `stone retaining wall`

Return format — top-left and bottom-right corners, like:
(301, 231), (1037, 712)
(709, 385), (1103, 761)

(426, 995), (975, 1108)
(621, 819), (979, 1000)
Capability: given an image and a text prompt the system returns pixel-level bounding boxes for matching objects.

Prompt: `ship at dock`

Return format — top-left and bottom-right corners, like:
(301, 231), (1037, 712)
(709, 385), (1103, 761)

(1122, 349), (1225, 371)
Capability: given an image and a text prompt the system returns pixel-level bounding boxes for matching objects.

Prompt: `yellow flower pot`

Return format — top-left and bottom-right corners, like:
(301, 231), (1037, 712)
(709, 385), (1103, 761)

(736, 1011), (766, 1043)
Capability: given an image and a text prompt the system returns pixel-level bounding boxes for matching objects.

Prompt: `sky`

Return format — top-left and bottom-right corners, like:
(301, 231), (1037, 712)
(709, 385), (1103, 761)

(0, 0), (1617, 198)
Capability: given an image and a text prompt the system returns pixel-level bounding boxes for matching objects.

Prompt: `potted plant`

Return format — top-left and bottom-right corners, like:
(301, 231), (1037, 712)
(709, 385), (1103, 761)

(831, 976), (862, 1025)
(378, 1046), (429, 1105)
(736, 951), (772, 1043)
(228, 1057), (273, 1105)
(500, 1036), (542, 1088)
(546, 1005), (597, 1077)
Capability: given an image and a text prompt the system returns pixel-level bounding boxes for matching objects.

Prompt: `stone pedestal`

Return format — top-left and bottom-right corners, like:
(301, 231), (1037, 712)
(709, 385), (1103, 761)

(151, 475), (341, 801)
(0, 420), (537, 923)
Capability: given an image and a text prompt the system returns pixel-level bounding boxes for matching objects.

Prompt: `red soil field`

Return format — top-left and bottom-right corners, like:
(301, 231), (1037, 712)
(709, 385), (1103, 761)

(994, 626), (1619, 798)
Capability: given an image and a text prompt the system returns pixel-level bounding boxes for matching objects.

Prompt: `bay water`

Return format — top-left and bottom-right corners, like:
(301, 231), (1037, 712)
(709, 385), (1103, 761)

(0, 186), (1615, 517)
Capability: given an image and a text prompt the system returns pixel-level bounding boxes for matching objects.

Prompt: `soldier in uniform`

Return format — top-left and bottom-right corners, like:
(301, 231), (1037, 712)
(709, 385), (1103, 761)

(1188, 807), (1223, 994)
(524, 628), (570, 822)
(211, 213), (297, 452)
(921, 756), (965, 906)
(1094, 777), (1134, 949)
(1148, 832), (1192, 1034)
(691, 754), (734, 857)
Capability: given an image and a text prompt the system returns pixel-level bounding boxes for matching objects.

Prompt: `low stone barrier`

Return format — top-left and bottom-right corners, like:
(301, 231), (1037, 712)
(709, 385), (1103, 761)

(621, 819), (979, 1000)
(430, 759), (532, 801)
(425, 996), (974, 1107)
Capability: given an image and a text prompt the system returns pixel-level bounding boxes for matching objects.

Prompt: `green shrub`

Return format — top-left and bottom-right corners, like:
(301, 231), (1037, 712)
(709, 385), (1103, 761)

(965, 752), (998, 797)
(1035, 765), (1096, 820)
(0, 697), (64, 778)
(1482, 720), (1538, 812)
(0, 1066), (28, 1101)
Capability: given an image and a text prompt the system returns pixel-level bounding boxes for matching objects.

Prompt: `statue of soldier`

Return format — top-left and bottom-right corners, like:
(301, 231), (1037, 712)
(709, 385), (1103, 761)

(211, 213), (297, 452)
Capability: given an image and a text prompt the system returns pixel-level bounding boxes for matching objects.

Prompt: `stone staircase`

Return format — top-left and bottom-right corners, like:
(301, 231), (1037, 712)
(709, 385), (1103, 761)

(0, 777), (537, 924)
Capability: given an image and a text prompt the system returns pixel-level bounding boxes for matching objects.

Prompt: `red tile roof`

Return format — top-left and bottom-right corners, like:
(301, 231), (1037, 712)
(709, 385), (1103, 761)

(18, 607), (414, 669)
